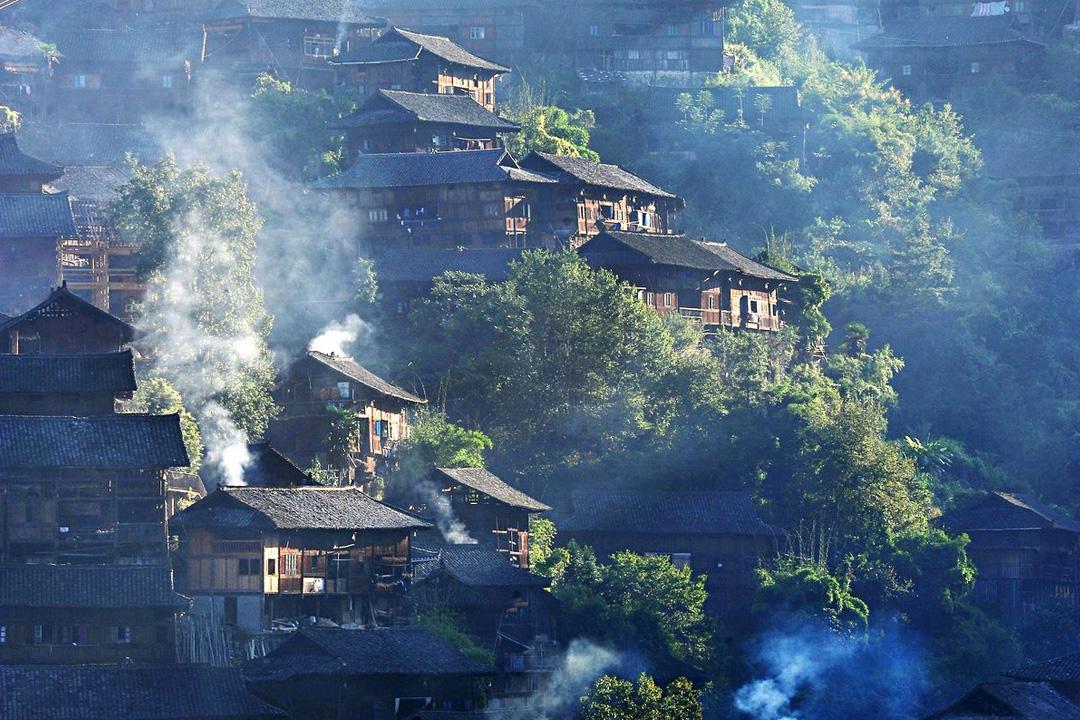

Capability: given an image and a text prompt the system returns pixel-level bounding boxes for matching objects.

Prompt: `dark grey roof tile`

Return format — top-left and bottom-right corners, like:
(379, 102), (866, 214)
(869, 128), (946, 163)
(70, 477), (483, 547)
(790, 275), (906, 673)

(0, 350), (136, 394)
(0, 563), (187, 608)
(0, 192), (75, 238)
(305, 350), (425, 402)
(0, 414), (189, 469)
(554, 490), (776, 536)
(335, 89), (519, 130)
(433, 467), (550, 511)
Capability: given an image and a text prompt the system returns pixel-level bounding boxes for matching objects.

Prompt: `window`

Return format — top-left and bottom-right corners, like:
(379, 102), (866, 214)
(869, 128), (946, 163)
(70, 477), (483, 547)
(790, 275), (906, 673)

(901, 64), (912, 76)
(282, 554), (298, 575)
(368, 208), (389, 223)
(161, 74), (173, 89)
(114, 626), (132, 644)
(664, 293), (674, 308)
(483, 202), (502, 217)
(0, 625), (4, 643)
(588, 23), (600, 36)
(33, 624), (44, 643)
(707, 295), (716, 310)
(266, 558), (277, 576)
(670, 553), (692, 569)
(646, 291), (655, 305)
(971, 61), (982, 74)
(627, 49), (640, 60)
(224, 597), (238, 625)
(310, 555), (320, 571)
(750, 299), (759, 313)
(73, 75), (87, 89)
(469, 25), (486, 40)
(304, 36), (336, 59)
(238, 558), (259, 576)
(666, 24), (679, 35)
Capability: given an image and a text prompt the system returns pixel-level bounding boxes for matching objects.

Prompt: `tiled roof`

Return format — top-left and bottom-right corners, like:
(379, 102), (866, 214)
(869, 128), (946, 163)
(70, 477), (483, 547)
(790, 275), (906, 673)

(0, 133), (61, 178)
(554, 489), (777, 536)
(48, 165), (129, 202)
(0, 665), (285, 720)
(0, 191), (75, 238)
(176, 486), (431, 531)
(521, 151), (679, 200)
(0, 349), (136, 394)
(313, 148), (528, 189)
(0, 564), (187, 608)
(579, 230), (798, 282)
(204, 0), (382, 23)
(304, 350), (425, 402)
(246, 626), (495, 680)
(1008, 653), (1080, 683)
(415, 545), (550, 588)
(926, 681), (1080, 719)
(18, 123), (162, 166)
(0, 26), (44, 58)
(940, 492), (1080, 534)
(334, 27), (509, 73)
(0, 285), (135, 339)
(0, 414), (189, 469)
(433, 467), (550, 511)
(335, 89), (520, 131)
(853, 16), (1041, 50)
(374, 247), (527, 283)
(45, 27), (202, 63)
(244, 442), (315, 487)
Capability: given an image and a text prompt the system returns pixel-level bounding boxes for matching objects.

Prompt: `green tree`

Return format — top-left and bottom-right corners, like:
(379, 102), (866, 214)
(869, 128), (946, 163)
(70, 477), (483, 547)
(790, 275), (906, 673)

(580, 674), (702, 720)
(111, 156), (277, 440)
(754, 557), (870, 630)
(504, 82), (599, 160)
(126, 376), (204, 473)
(0, 105), (19, 132)
(419, 608), (495, 665)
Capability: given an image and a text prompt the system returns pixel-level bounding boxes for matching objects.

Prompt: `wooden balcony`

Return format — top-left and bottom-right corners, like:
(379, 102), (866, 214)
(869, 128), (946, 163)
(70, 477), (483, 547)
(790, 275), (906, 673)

(677, 307), (783, 332)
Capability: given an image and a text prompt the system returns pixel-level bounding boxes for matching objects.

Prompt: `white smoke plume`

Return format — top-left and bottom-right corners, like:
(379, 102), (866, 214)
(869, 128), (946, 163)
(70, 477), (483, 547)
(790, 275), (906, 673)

(734, 624), (927, 720)
(537, 640), (621, 717)
(308, 313), (371, 357)
(200, 402), (252, 487)
(424, 485), (477, 544)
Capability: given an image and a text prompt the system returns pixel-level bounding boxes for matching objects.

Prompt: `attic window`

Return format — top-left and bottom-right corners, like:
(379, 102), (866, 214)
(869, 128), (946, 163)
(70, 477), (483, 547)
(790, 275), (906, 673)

(469, 26), (486, 40)
(901, 64), (912, 76)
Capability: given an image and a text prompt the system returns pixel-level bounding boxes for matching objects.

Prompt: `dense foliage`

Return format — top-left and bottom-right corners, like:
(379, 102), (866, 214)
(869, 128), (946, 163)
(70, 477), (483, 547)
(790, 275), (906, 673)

(580, 674), (702, 720)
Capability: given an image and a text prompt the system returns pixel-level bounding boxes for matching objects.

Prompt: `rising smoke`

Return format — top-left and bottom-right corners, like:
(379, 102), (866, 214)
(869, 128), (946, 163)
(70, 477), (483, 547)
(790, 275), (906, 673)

(308, 313), (371, 357)
(539, 639), (622, 717)
(734, 622), (927, 720)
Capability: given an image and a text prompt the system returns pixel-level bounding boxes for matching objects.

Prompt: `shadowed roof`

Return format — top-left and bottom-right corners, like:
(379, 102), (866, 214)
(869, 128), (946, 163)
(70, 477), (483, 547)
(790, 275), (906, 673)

(333, 27), (509, 73)
(45, 26), (202, 63)
(205, 0), (381, 23)
(940, 492), (1080, 533)
(177, 486), (431, 531)
(244, 442), (315, 487)
(0, 414), (189, 469)
(18, 123), (161, 167)
(1008, 653), (1080, 683)
(0, 192), (75, 238)
(334, 89), (519, 131)
(0, 350), (136, 394)
(0, 564), (187, 609)
(853, 15), (1042, 50)
(303, 350), (425, 403)
(925, 681), (1080, 719)
(246, 625), (494, 680)
(0, 285), (135, 340)
(555, 489), (777, 536)
(313, 148), (549, 189)
(522, 150), (679, 200)
(0, 133), (61, 178)
(0, 665), (285, 720)
(433, 467), (551, 511)
(48, 165), (129, 202)
(374, 247), (527, 284)
(0, 26), (44, 59)
(579, 230), (798, 282)
(414, 544), (550, 588)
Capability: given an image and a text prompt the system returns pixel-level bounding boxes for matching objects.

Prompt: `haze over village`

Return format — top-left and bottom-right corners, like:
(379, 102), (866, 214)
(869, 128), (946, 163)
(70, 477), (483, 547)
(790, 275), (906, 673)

(0, 0), (1079, 719)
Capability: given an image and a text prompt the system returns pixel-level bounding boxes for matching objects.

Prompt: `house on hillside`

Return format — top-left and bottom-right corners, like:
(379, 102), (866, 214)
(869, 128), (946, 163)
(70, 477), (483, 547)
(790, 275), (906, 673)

(1, 284), (135, 354)
(374, 246), (527, 314)
(0, 665), (285, 720)
(0, 133), (75, 313)
(922, 681), (1080, 719)
(313, 148), (554, 251)
(518, 151), (683, 246)
(939, 491), (1080, 616)
(42, 26), (200, 122)
(329, 27), (511, 110)
(412, 544), (558, 691)
(577, 229), (798, 331)
(0, 26), (48, 121)
(0, 563), (187, 664)
(1008, 652), (1080, 703)
(242, 442), (316, 488)
(0, 413), (188, 563)
(553, 489), (778, 610)
(244, 625), (495, 718)
(0, 349), (135, 415)
(200, 0), (384, 91)
(852, 16), (1045, 101)
(173, 486), (430, 632)
(410, 467), (551, 569)
(357, 0), (528, 67)
(536, 0), (730, 87)
(334, 88), (520, 157)
(268, 350), (426, 486)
